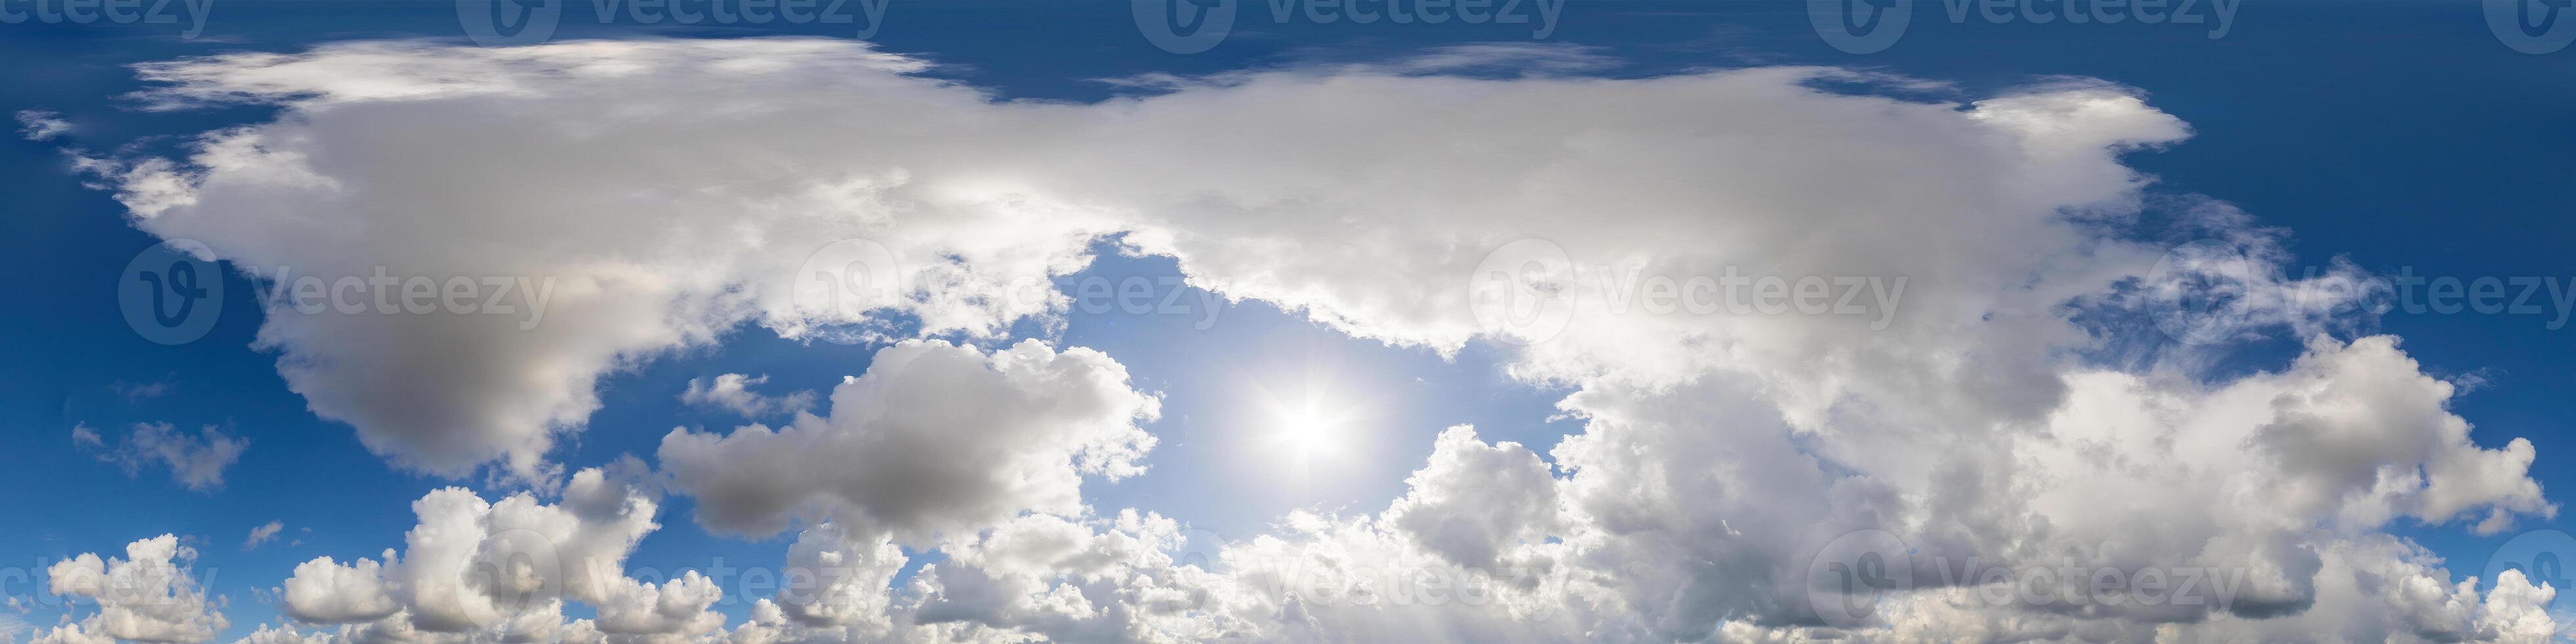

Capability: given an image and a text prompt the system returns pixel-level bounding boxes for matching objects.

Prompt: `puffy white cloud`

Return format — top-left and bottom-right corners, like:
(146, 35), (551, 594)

(75, 37), (2560, 643)
(769, 523), (908, 635)
(231, 624), (329, 644)
(72, 422), (246, 492)
(35, 535), (229, 644)
(659, 339), (1159, 542)
(899, 511), (1245, 643)
(1383, 426), (1562, 572)
(679, 374), (815, 419)
(564, 571), (727, 644)
(269, 468), (713, 643)
(275, 557), (399, 624)
(1530, 334), (2555, 639)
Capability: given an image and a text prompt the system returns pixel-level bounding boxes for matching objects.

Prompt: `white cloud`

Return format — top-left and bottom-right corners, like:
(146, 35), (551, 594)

(659, 339), (1159, 543)
(1383, 426), (1562, 572)
(244, 522), (285, 551)
(32, 535), (229, 644)
(15, 110), (68, 141)
(566, 571), (727, 643)
(678, 373), (815, 419)
(76, 38), (2561, 642)
(90, 39), (1116, 484)
(73, 422), (247, 492)
(275, 557), (398, 624)
(268, 468), (717, 643)
(768, 522), (908, 633)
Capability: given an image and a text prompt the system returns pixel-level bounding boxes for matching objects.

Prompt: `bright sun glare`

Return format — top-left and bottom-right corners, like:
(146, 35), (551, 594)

(1276, 407), (1338, 459)
(1245, 359), (1368, 477)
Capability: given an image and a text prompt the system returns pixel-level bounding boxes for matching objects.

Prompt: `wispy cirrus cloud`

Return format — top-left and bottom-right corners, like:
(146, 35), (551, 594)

(72, 421), (246, 492)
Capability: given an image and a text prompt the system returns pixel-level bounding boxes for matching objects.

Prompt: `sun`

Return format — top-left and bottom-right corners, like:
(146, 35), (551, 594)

(1274, 407), (1339, 460)
(1241, 354), (1369, 478)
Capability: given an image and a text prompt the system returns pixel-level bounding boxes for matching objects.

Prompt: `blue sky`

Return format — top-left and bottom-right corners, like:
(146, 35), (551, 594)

(5, 1), (2575, 642)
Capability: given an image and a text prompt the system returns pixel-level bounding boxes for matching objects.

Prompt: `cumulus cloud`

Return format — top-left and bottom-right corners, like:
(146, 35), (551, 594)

(75, 38), (2561, 642)
(265, 467), (720, 643)
(1533, 334), (2555, 639)
(1383, 426), (1562, 572)
(678, 373), (815, 419)
(33, 535), (229, 644)
(90, 39), (1117, 483)
(73, 421), (246, 492)
(79, 38), (2182, 484)
(659, 339), (1159, 542)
